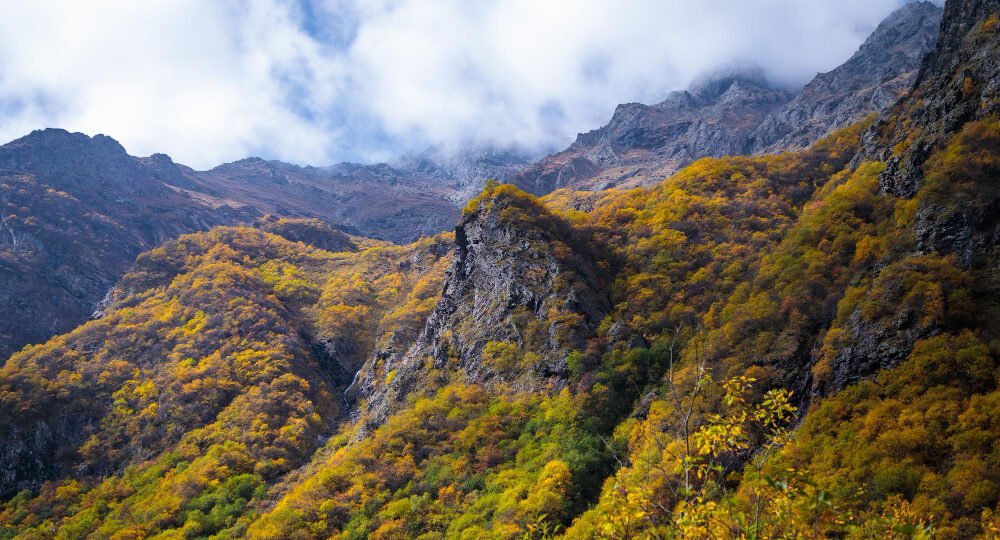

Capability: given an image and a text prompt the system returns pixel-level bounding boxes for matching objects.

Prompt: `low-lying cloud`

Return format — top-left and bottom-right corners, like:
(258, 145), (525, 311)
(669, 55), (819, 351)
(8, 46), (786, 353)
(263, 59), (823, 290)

(0, 0), (927, 168)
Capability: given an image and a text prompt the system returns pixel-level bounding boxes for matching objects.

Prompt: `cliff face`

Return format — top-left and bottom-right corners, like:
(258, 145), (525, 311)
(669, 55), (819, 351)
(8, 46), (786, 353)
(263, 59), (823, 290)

(827, 0), (1000, 393)
(510, 2), (943, 194)
(510, 71), (793, 193)
(356, 185), (610, 425)
(865, 0), (1000, 199)
(749, 1), (942, 153)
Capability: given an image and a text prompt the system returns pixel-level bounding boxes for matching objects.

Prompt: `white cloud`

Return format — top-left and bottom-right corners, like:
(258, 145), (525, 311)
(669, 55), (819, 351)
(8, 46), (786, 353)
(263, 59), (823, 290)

(0, 0), (917, 168)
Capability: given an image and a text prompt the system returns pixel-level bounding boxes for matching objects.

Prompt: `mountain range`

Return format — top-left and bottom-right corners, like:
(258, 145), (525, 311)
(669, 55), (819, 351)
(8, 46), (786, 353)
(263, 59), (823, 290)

(510, 0), (943, 193)
(0, 2), (943, 361)
(5, 0), (1000, 537)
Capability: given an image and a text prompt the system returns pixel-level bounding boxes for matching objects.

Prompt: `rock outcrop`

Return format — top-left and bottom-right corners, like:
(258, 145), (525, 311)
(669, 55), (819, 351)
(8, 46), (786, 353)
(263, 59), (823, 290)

(357, 186), (610, 424)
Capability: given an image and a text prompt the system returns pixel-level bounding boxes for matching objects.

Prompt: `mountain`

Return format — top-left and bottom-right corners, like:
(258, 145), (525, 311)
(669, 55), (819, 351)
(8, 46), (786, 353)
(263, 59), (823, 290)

(179, 156), (460, 242)
(0, 3), (939, 361)
(392, 146), (538, 203)
(137, 146), (534, 244)
(0, 129), (257, 360)
(511, 1), (943, 194)
(0, 132), (528, 360)
(748, 0), (943, 153)
(4, 0), (1000, 537)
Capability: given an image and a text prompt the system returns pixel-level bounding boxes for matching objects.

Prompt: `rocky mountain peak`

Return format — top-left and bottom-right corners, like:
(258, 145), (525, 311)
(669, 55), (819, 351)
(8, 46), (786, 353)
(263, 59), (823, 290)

(0, 129), (130, 177)
(687, 66), (773, 103)
(858, 1), (941, 64)
(510, 3), (942, 194)
(12, 128), (127, 154)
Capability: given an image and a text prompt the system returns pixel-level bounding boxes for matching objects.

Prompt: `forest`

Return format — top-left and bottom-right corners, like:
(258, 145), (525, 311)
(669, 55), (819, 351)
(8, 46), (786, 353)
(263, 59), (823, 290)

(2, 1), (1000, 539)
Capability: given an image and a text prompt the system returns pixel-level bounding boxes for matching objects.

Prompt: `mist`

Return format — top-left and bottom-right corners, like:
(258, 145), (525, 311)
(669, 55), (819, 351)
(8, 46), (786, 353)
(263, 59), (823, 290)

(0, 0), (933, 168)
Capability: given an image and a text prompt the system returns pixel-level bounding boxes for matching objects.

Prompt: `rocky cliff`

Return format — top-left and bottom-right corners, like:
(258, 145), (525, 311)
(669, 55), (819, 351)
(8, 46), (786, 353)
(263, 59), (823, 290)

(356, 184), (610, 425)
(511, 1), (943, 194)
(826, 0), (1000, 394)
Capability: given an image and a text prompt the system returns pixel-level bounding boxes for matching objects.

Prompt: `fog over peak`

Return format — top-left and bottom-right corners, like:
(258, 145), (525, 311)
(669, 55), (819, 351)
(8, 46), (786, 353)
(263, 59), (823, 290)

(0, 0), (936, 169)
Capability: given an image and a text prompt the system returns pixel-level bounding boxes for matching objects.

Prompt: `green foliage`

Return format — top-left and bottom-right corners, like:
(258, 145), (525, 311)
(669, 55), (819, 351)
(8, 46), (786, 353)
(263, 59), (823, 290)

(245, 384), (610, 539)
(5, 110), (1000, 540)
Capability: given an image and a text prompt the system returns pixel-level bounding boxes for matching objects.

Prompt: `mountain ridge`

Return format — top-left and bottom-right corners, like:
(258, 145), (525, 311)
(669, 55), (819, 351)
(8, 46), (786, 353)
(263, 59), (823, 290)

(510, 0), (943, 194)
(3, 0), (1000, 537)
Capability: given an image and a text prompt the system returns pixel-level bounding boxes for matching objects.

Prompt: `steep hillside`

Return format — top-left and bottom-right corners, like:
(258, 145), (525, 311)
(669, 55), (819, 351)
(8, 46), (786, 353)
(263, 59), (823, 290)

(0, 132), (526, 361)
(0, 226), (451, 536)
(0, 130), (256, 360)
(511, 1), (942, 194)
(2, 0), (1000, 538)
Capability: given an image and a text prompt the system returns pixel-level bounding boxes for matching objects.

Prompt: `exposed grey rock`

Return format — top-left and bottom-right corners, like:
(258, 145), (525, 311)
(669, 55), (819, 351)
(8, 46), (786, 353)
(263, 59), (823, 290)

(511, 2), (942, 194)
(359, 188), (610, 425)
(826, 305), (940, 395)
(863, 0), (1000, 198)
(828, 0), (1000, 393)
(512, 69), (794, 194)
(750, 1), (942, 153)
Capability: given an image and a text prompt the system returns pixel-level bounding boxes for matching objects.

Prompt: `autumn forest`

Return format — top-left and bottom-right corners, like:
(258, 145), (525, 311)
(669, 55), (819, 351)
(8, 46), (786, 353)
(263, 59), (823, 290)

(2, 1), (1000, 539)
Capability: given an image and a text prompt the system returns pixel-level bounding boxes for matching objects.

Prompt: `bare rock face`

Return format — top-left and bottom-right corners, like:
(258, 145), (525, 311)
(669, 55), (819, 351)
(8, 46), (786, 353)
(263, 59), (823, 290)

(357, 186), (610, 425)
(864, 0), (1000, 199)
(511, 2), (942, 194)
(827, 0), (1000, 394)
(511, 70), (793, 194)
(750, 1), (942, 153)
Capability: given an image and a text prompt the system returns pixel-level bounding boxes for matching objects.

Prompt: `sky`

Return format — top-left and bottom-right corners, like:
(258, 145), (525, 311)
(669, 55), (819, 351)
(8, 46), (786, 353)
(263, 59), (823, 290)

(0, 0), (927, 169)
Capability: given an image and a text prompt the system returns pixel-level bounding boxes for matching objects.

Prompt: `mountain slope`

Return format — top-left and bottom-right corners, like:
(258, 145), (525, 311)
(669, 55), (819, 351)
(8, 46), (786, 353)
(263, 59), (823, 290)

(0, 225), (451, 522)
(0, 130), (257, 360)
(4, 0), (1000, 538)
(511, 1), (942, 194)
(0, 132), (527, 362)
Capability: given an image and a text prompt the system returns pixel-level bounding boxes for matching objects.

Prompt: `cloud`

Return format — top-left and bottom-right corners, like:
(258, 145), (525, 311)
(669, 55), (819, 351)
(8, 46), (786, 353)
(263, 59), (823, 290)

(0, 0), (920, 168)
